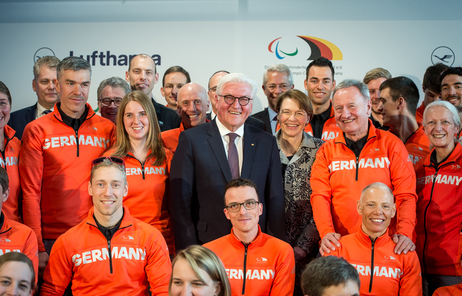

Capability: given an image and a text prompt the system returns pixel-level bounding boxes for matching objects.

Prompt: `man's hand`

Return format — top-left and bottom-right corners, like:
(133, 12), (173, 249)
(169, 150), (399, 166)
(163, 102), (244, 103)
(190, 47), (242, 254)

(38, 251), (49, 278)
(319, 232), (341, 256)
(293, 246), (307, 261)
(392, 234), (415, 255)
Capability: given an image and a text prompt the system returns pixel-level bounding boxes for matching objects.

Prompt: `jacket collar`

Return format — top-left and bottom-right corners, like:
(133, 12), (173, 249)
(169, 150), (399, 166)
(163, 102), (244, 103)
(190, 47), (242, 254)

(424, 142), (462, 167)
(355, 226), (390, 248)
(52, 102), (96, 122)
(86, 205), (133, 229)
(229, 225), (263, 249)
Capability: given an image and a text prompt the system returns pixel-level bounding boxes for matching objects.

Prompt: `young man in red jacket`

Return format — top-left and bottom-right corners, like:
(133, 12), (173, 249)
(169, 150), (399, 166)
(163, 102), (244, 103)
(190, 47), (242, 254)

(41, 157), (171, 296)
(204, 178), (295, 296)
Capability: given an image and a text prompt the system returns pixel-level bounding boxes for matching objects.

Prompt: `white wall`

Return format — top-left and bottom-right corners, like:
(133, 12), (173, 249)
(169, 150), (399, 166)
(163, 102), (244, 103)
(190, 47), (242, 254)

(0, 0), (461, 112)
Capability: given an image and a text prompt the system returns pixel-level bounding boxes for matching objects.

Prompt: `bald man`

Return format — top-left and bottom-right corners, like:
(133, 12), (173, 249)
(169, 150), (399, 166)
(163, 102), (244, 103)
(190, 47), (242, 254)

(327, 182), (422, 296)
(161, 83), (209, 153)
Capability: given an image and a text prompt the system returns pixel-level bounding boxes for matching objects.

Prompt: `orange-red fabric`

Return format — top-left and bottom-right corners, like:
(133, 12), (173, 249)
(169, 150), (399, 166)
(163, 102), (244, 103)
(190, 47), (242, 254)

(204, 227), (295, 296)
(1, 125), (21, 222)
(311, 121), (417, 239)
(104, 148), (174, 255)
(328, 229), (422, 296)
(161, 122), (185, 153)
(416, 143), (462, 276)
(19, 104), (116, 252)
(415, 103), (425, 126)
(405, 125), (431, 170)
(433, 283), (462, 296)
(0, 210), (38, 279)
(304, 104), (341, 141)
(41, 206), (171, 296)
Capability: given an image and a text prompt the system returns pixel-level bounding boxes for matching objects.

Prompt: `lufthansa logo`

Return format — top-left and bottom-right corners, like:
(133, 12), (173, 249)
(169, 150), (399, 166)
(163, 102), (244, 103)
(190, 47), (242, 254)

(34, 47), (55, 63)
(431, 46), (455, 66)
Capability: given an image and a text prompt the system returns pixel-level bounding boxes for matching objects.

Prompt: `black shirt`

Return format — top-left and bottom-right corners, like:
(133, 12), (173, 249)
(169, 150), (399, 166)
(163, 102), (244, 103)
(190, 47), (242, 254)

(94, 211), (124, 241)
(57, 102), (89, 132)
(311, 103), (332, 139)
(345, 132), (369, 158)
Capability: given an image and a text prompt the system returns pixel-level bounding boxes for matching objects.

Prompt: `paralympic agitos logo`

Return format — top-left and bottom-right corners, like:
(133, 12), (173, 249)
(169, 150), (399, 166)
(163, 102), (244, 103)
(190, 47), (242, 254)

(268, 36), (343, 61)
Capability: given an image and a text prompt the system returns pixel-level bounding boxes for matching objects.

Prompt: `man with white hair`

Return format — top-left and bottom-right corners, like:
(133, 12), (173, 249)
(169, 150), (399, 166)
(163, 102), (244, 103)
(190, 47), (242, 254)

(311, 79), (417, 258)
(327, 182), (422, 295)
(170, 73), (285, 251)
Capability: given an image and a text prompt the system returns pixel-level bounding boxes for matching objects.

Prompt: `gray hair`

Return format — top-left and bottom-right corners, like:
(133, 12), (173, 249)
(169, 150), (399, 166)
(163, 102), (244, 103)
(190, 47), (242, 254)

(361, 182), (394, 203)
(263, 64), (294, 86)
(33, 56), (60, 80)
(423, 100), (461, 129)
(217, 73), (258, 99)
(97, 77), (130, 100)
(333, 79), (370, 101)
(57, 56), (91, 80)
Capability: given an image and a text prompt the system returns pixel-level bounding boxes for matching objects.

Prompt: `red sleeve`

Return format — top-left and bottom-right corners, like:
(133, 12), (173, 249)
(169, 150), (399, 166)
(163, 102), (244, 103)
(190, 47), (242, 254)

(400, 252), (422, 295)
(310, 144), (336, 239)
(269, 244), (295, 296)
(389, 139), (417, 239)
(146, 227), (171, 296)
(23, 227), (39, 282)
(19, 124), (45, 252)
(40, 237), (73, 295)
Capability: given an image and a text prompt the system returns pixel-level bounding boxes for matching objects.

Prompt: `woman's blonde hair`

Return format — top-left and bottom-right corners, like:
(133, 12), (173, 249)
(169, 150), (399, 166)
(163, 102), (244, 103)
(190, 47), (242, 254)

(113, 90), (165, 166)
(169, 245), (231, 296)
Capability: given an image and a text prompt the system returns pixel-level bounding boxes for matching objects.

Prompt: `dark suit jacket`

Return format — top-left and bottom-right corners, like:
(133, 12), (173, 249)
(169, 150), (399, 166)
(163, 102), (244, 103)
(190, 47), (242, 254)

(170, 120), (285, 250)
(151, 98), (181, 132)
(8, 104), (37, 140)
(207, 112), (266, 131)
(252, 108), (272, 134)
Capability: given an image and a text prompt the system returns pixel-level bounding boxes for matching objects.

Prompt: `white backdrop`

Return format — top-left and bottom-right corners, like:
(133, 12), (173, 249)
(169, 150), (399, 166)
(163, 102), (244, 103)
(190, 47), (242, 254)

(0, 20), (460, 113)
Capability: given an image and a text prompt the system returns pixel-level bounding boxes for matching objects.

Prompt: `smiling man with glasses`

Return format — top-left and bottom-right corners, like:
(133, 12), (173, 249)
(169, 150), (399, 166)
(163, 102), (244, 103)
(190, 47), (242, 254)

(204, 178), (295, 296)
(96, 76), (130, 124)
(252, 64), (294, 134)
(170, 73), (285, 251)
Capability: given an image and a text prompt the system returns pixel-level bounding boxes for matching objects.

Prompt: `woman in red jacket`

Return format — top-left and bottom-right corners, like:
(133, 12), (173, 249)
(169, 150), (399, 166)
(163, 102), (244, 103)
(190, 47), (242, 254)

(0, 82), (21, 222)
(106, 90), (174, 255)
(416, 100), (462, 295)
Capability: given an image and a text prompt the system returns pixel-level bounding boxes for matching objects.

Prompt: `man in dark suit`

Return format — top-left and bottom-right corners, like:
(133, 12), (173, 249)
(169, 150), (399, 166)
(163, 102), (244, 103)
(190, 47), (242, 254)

(170, 73), (285, 251)
(125, 54), (181, 131)
(252, 64), (294, 134)
(9, 56), (60, 139)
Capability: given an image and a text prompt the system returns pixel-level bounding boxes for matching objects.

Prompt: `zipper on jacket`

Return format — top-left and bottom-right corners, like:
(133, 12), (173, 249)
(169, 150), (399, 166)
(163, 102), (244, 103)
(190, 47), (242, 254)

(355, 156), (359, 181)
(75, 130), (80, 157)
(107, 239), (113, 273)
(241, 243), (249, 295)
(127, 155), (146, 180)
(0, 137), (11, 172)
(369, 237), (376, 292)
(422, 169), (439, 274)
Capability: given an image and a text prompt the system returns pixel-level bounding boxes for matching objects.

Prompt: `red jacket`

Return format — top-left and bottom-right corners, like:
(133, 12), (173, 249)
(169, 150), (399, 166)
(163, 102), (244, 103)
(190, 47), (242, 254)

(41, 206), (171, 296)
(1, 125), (21, 222)
(433, 284), (462, 296)
(311, 121), (417, 239)
(0, 210), (38, 278)
(405, 125), (431, 170)
(328, 229), (422, 296)
(304, 104), (341, 141)
(104, 148), (175, 255)
(415, 103), (425, 126)
(204, 226), (295, 296)
(161, 122), (185, 153)
(19, 104), (116, 251)
(416, 143), (462, 276)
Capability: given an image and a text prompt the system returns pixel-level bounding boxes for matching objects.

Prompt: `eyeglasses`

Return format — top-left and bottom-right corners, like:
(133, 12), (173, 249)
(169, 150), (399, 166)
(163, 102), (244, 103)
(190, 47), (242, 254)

(225, 200), (259, 212)
(99, 98), (123, 107)
(218, 95), (252, 106)
(91, 156), (125, 168)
